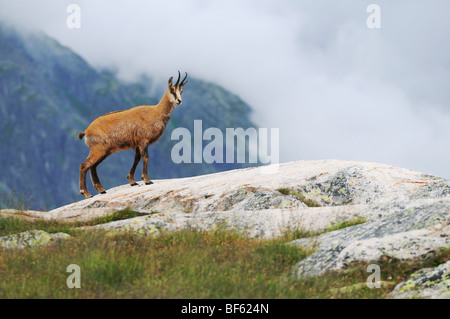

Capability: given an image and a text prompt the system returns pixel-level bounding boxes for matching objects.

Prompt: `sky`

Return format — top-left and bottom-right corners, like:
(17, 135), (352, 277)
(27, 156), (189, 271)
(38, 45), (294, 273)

(1, 0), (450, 178)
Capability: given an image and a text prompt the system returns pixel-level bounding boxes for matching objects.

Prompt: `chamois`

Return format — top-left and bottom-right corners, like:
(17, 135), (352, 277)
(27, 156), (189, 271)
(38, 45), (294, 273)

(77, 71), (188, 199)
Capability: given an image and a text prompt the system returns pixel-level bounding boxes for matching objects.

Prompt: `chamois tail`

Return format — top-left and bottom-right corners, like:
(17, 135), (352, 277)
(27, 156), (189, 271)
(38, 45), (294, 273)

(78, 131), (85, 140)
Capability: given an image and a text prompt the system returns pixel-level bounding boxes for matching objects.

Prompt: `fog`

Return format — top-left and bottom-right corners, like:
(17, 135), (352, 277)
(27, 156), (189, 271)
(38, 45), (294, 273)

(1, 0), (449, 177)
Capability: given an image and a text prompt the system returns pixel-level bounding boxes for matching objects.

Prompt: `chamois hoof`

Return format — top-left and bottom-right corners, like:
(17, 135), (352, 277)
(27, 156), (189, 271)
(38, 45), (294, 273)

(145, 181), (154, 185)
(130, 182), (138, 187)
(100, 191), (106, 194)
(80, 191), (92, 199)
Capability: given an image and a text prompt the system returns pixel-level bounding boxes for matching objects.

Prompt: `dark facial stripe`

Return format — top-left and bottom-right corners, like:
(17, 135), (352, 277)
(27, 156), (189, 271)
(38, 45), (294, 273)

(170, 87), (181, 101)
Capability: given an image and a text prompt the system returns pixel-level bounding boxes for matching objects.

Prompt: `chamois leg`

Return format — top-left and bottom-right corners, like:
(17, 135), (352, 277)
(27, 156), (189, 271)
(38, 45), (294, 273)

(140, 146), (153, 185)
(127, 148), (141, 186)
(90, 161), (106, 194)
(80, 160), (92, 199)
(79, 149), (107, 199)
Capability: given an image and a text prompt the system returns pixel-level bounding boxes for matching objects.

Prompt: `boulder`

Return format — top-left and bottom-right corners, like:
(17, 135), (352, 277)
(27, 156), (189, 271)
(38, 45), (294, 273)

(0, 230), (71, 249)
(49, 160), (450, 217)
(292, 199), (450, 277)
(389, 261), (450, 299)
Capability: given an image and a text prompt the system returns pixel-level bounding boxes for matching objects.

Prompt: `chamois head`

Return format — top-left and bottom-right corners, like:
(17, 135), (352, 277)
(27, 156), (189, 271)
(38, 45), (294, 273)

(168, 71), (188, 106)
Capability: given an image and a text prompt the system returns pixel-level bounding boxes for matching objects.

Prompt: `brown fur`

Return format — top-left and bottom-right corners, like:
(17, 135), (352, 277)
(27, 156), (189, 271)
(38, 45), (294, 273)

(78, 74), (187, 198)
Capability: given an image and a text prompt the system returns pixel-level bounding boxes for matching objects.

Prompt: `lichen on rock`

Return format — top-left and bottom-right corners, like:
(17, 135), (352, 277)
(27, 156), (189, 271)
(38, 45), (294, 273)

(292, 198), (450, 278)
(389, 261), (450, 299)
(0, 230), (71, 249)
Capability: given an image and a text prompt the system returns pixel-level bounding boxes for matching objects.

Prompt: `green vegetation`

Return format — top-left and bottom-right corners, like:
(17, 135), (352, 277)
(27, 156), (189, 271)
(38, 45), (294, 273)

(0, 190), (33, 211)
(297, 247), (450, 299)
(90, 208), (139, 224)
(281, 226), (320, 241)
(0, 228), (311, 298)
(0, 194), (443, 299)
(0, 208), (139, 237)
(0, 223), (449, 298)
(281, 216), (367, 241)
(277, 188), (322, 207)
(324, 216), (367, 232)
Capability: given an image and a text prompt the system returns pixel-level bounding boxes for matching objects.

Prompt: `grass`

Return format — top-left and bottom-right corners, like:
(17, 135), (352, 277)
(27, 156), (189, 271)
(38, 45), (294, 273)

(281, 216), (367, 241)
(0, 207), (139, 237)
(0, 189), (34, 211)
(0, 195), (446, 299)
(294, 247), (450, 299)
(277, 188), (322, 207)
(0, 228), (312, 298)
(324, 216), (367, 233)
(0, 222), (448, 298)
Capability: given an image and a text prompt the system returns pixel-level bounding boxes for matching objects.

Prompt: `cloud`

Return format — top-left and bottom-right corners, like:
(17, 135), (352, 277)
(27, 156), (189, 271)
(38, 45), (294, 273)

(1, 0), (450, 177)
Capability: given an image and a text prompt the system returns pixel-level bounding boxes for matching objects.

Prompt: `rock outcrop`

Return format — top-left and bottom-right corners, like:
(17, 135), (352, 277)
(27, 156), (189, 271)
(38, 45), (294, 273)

(2, 160), (449, 298)
(292, 198), (450, 277)
(389, 261), (450, 299)
(47, 159), (450, 217)
(0, 230), (71, 249)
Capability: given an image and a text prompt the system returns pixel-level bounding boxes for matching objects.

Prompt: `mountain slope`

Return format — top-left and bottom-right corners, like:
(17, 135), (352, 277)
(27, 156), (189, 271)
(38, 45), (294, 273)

(0, 24), (257, 209)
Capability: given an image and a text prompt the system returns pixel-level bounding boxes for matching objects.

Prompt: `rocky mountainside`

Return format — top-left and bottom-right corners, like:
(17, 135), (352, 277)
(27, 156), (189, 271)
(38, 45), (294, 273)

(0, 24), (256, 209)
(3, 159), (449, 298)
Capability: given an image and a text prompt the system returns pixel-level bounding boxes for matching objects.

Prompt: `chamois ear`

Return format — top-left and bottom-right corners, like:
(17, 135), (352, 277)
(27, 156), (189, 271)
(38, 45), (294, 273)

(168, 77), (173, 87)
(180, 81), (188, 87)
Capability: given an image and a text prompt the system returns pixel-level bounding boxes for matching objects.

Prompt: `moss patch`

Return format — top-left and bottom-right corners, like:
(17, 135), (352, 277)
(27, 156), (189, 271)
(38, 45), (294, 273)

(277, 188), (322, 207)
(0, 207), (142, 237)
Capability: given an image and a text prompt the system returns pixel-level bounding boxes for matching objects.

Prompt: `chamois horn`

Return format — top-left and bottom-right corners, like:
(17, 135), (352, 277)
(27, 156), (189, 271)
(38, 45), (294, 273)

(175, 70), (181, 86)
(180, 72), (188, 86)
